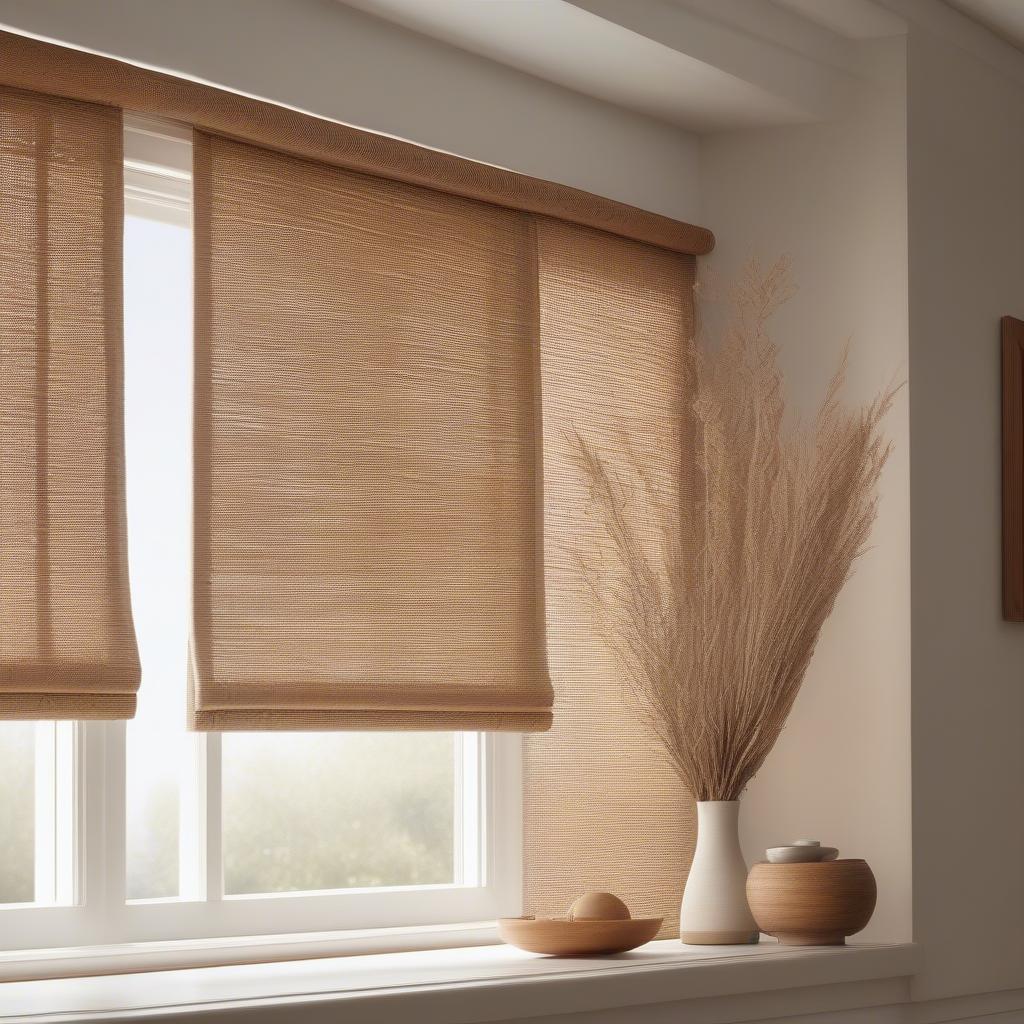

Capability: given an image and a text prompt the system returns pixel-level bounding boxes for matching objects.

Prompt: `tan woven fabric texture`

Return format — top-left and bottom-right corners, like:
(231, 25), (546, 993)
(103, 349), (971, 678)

(0, 30), (712, 257)
(0, 87), (139, 720)
(191, 132), (552, 731)
(524, 219), (697, 936)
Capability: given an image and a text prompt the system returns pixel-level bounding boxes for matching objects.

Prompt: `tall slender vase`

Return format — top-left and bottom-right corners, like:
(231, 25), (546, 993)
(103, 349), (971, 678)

(679, 800), (760, 944)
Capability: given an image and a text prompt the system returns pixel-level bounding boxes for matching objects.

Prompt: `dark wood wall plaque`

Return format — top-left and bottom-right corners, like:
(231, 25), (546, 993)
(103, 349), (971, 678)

(1002, 316), (1024, 621)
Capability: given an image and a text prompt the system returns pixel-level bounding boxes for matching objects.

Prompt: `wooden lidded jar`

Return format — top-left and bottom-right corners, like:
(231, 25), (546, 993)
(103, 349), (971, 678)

(746, 859), (877, 946)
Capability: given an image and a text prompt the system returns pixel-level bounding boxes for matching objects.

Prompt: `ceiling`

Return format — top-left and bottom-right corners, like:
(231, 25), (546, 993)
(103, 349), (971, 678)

(341, 0), (806, 132)
(773, 0), (906, 39)
(337, 0), (1024, 133)
(946, 0), (1024, 51)
(336, 0), (886, 133)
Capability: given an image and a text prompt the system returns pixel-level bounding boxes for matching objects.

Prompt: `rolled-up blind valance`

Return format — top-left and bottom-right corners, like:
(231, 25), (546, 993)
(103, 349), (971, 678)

(191, 131), (552, 731)
(0, 29), (712, 258)
(0, 86), (140, 719)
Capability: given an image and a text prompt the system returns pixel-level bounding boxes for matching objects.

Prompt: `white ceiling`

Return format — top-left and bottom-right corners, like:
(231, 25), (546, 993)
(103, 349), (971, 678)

(337, 0), (1024, 133)
(337, 0), (869, 133)
(773, 0), (906, 39)
(946, 0), (1024, 51)
(339, 0), (806, 131)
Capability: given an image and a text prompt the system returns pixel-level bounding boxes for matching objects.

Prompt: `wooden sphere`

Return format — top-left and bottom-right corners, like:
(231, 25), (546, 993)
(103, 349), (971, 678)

(746, 859), (877, 946)
(567, 891), (631, 921)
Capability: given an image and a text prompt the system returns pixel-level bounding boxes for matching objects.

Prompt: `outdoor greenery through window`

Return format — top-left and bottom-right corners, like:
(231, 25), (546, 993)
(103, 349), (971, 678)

(222, 733), (455, 895)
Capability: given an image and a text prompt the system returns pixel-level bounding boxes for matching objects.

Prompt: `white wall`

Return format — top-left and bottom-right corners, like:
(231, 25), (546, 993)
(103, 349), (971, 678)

(698, 38), (913, 946)
(901, 8), (1024, 1004)
(0, 0), (701, 223)
(694, 0), (1024, 1001)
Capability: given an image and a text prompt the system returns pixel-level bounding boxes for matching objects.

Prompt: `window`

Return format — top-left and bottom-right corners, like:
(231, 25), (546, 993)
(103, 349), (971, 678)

(0, 721), (74, 907)
(0, 115), (521, 953)
(0, 723), (35, 905)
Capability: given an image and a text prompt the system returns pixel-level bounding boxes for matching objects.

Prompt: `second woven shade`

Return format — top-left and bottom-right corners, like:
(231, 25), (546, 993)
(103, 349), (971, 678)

(190, 131), (552, 731)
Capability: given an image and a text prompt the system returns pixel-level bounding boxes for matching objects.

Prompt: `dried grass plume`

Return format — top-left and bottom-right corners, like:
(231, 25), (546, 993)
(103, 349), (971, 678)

(571, 256), (899, 801)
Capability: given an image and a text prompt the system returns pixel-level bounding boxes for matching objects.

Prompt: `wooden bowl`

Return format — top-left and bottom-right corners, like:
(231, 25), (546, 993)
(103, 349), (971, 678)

(746, 859), (877, 946)
(498, 916), (663, 955)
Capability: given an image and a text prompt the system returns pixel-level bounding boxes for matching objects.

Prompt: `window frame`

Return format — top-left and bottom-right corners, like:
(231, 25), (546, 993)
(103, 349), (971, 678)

(0, 723), (522, 951)
(0, 114), (524, 954)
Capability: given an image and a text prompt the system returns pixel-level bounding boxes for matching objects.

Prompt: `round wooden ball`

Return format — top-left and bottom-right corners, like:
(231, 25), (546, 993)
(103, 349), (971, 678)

(567, 891), (631, 921)
(746, 859), (877, 946)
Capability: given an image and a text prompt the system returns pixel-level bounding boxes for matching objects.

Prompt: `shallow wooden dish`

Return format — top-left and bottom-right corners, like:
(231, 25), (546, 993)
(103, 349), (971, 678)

(498, 916), (663, 955)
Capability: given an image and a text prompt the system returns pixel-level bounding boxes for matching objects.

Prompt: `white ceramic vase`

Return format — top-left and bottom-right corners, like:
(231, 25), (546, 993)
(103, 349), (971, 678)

(679, 800), (760, 944)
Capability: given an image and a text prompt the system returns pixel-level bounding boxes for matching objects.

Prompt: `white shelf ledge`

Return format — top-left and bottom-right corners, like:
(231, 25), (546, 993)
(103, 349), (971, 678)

(3, 939), (918, 1024)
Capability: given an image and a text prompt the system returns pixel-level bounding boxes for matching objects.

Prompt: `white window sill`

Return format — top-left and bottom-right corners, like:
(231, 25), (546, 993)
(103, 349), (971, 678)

(0, 921), (503, 984)
(3, 938), (918, 1024)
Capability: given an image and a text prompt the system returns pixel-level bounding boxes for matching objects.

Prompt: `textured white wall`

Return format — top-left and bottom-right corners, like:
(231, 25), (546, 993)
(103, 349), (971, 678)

(0, 0), (701, 223)
(904, 14), (1024, 1003)
(698, 38), (913, 946)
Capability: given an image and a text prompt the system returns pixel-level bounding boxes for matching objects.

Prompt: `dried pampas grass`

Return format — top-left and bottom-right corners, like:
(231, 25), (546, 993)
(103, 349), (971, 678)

(571, 256), (899, 802)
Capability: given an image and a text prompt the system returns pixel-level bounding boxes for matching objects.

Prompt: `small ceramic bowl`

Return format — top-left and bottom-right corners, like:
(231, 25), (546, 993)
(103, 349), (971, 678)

(766, 840), (839, 864)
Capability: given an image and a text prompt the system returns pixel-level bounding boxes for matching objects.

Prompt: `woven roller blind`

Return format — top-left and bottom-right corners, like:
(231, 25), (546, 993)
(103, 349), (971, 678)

(0, 87), (139, 719)
(191, 131), (552, 731)
(524, 218), (696, 935)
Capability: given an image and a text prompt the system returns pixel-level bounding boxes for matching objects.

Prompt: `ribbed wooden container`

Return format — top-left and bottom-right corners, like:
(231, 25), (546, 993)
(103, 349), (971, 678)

(746, 859), (877, 946)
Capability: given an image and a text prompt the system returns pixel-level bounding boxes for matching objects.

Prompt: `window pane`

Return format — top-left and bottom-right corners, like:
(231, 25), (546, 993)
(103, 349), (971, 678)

(123, 213), (193, 901)
(0, 723), (34, 904)
(222, 733), (456, 895)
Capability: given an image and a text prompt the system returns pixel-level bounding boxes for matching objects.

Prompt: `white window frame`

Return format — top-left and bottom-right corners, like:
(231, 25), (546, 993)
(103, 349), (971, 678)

(0, 114), (523, 954)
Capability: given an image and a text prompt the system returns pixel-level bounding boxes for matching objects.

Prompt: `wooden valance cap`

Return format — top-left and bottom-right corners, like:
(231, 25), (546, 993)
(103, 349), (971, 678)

(0, 29), (713, 257)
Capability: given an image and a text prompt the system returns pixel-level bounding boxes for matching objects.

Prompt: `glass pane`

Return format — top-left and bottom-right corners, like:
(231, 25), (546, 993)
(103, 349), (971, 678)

(0, 723), (34, 904)
(123, 213), (193, 901)
(222, 733), (456, 895)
